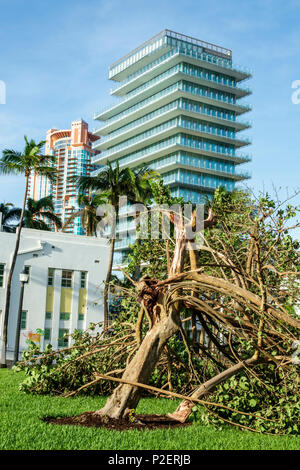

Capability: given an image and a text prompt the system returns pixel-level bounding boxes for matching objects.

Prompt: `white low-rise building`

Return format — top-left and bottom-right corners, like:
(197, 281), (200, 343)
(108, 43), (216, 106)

(0, 227), (109, 361)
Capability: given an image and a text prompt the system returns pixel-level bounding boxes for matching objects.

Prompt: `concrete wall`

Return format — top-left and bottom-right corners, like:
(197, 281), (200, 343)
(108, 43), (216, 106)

(0, 228), (109, 360)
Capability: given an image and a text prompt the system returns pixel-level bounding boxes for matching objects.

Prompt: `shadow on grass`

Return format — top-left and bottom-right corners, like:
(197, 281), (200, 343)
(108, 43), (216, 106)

(42, 412), (192, 431)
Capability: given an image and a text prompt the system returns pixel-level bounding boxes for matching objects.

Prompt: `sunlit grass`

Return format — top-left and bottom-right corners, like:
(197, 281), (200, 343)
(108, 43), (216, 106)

(0, 369), (299, 450)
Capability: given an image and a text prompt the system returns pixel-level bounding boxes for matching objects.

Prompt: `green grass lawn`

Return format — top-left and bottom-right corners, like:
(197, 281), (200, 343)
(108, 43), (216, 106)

(0, 369), (299, 450)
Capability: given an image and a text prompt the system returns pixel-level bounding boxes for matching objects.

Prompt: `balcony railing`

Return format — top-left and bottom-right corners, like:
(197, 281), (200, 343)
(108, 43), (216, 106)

(109, 29), (252, 80)
(94, 98), (251, 136)
(94, 80), (252, 124)
(102, 83), (250, 144)
(93, 133), (252, 167)
(96, 118), (251, 159)
(99, 101), (179, 143)
(148, 152), (251, 178)
(111, 46), (252, 94)
(94, 82), (180, 121)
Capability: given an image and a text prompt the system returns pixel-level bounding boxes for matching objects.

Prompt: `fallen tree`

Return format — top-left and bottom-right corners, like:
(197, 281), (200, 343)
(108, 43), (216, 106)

(94, 188), (300, 422)
(16, 187), (300, 432)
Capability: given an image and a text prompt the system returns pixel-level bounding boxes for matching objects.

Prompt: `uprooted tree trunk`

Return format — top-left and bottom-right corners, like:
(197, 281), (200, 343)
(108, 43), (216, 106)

(95, 228), (183, 418)
(95, 209), (216, 419)
(95, 295), (181, 419)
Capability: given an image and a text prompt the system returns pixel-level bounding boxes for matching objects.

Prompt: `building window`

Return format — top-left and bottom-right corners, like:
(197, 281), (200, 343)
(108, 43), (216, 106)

(24, 266), (31, 282)
(80, 271), (87, 288)
(78, 313), (84, 321)
(44, 328), (51, 341)
(61, 270), (73, 288)
(0, 264), (5, 287)
(48, 268), (55, 286)
(58, 329), (69, 348)
(60, 313), (70, 320)
(45, 312), (52, 320)
(21, 311), (27, 330)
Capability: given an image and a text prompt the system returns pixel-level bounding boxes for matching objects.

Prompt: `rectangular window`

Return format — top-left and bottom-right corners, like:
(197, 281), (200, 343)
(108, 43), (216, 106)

(0, 264), (4, 287)
(60, 313), (70, 320)
(44, 328), (51, 340)
(24, 266), (31, 282)
(48, 268), (55, 286)
(80, 271), (87, 288)
(61, 270), (73, 288)
(58, 329), (69, 348)
(45, 312), (52, 320)
(21, 311), (27, 330)
(78, 313), (84, 321)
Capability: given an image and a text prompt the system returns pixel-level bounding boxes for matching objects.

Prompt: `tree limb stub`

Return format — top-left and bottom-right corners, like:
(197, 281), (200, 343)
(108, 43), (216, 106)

(168, 356), (261, 423)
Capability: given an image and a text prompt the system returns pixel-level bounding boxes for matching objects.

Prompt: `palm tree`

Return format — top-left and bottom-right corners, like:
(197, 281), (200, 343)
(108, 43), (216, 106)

(61, 193), (106, 236)
(0, 202), (21, 232)
(0, 136), (57, 366)
(76, 160), (157, 330)
(130, 165), (158, 203)
(22, 196), (62, 231)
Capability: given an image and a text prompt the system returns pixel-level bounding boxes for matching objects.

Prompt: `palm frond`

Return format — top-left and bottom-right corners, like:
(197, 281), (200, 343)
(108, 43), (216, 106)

(76, 174), (109, 193)
(1, 137), (55, 179)
(0, 150), (25, 175)
(34, 195), (54, 212)
(34, 166), (57, 182)
(2, 207), (22, 224)
(39, 211), (62, 228)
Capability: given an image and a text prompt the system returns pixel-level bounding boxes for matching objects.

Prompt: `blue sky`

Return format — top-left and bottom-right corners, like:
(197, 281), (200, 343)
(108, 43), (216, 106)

(0, 0), (299, 207)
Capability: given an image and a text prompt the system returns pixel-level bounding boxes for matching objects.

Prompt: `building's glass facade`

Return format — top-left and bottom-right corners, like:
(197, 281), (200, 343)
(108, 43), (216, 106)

(29, 120), (100, 235)
(93, 30), (252, 262)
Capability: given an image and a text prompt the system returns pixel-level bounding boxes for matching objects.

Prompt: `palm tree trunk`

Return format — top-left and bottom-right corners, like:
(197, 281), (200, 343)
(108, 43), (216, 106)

(103, 217), (116, 331)
(0, 175), (29, 366)
(86, 211), (92, 237)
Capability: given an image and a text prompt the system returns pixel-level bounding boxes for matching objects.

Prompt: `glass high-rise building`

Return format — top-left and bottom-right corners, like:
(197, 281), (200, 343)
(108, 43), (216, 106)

(29, 119), (100, 235)
(92, 30), (252, 263)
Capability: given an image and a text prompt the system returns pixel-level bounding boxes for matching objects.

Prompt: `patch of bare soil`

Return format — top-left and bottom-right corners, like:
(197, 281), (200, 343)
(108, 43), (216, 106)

(42, 412), (192, 431)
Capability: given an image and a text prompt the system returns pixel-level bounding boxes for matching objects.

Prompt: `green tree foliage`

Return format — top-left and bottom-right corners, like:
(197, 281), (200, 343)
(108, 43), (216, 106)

(0, 202), (21, 231)
(22, 196), (62, 231)
(62, 193), (107, 236)
(75, 161), (158, 328)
